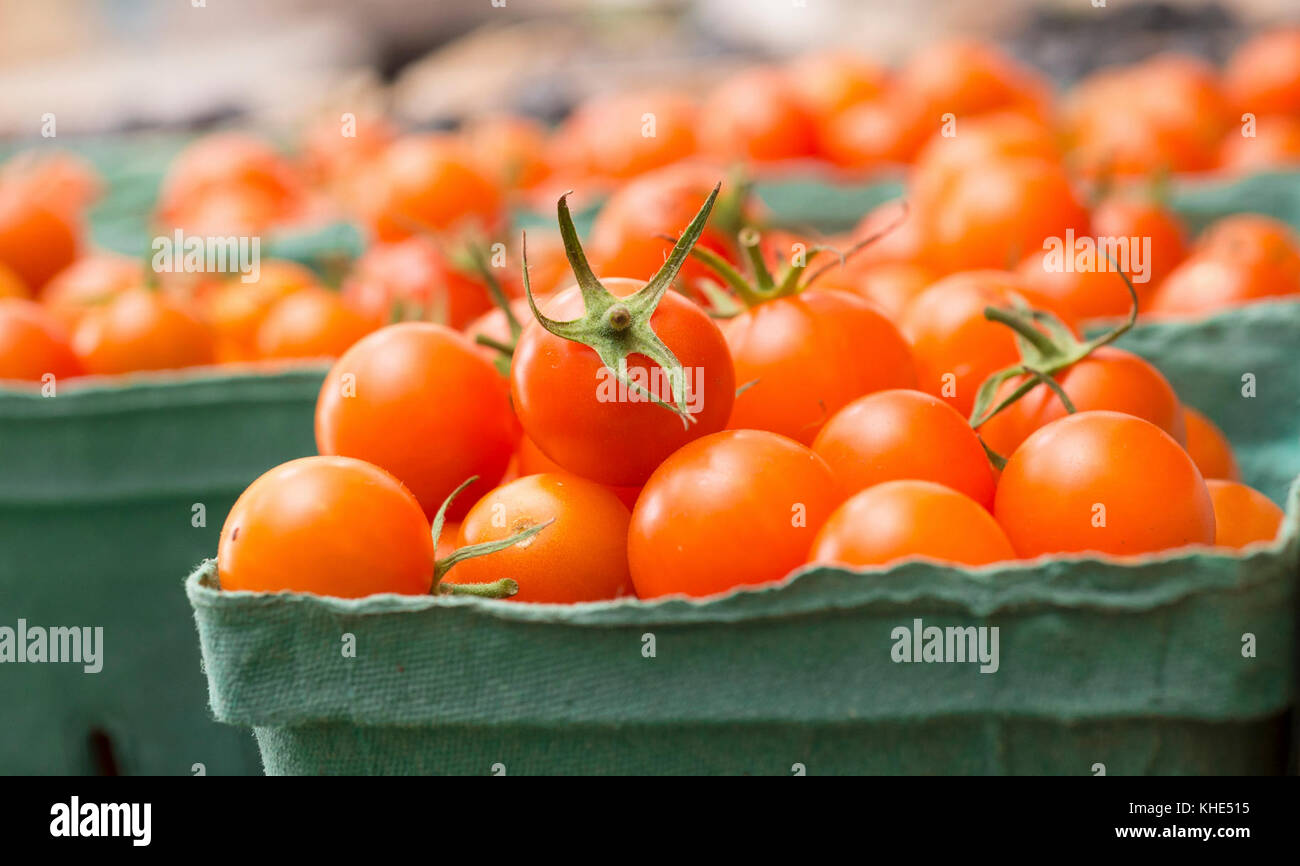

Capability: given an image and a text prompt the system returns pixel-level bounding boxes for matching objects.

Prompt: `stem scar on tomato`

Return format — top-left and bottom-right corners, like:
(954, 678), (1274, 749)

(518, 183), (722, 426)
(968, 259), (1141, 469)
(429, 475), (554, 597)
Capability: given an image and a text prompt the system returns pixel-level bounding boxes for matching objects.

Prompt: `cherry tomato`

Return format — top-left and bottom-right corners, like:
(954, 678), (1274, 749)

(40, 254), (142, 327)
(256, 287), (373, 361)
(699, 67), (818, 163)
(813, 389), (995, 509)
(1183, 407), (1240, 481)
(978, 346), (1187, 458)
(1224, 28), (1300, 118)
(553, 89), (698, 182)
(218, 456), (434, 597)
(363, 135), (505, 242)
(71, 289), (215, 375)
(463, 296), (541, 368)
(628, 429), (838, 598)
(343, 236), (500, 330)
(300, 112), (396, 188)
(819, 95), (932, 170)
(157, 133), (305, 232)
(443, 473), (634, 603)
(1219, 115), (1300, 172)
(1149, 254), (1299, 315)
(1196, 214), (1300, 282)
(910, 111), (1061, 203)
(724, 289), (916, 444)
(0, 262), (28, 300)
(994, 411), (1216, 558)
(809, 480), (1014, 568)
(0, 183), (80, 292)
(512, 278), (734, 487)
(316, 322), (518, 520)
(515, 432), (640, 510)
(205, 260), (318, 359)
(784, 50), (888, 121)
(1014, 250), (1143, 322)
(1206, 480), (1285, 550)
(0, 298), (83, 383)
(1089, 194), (1189, 300)
(894, 38), (1050, 126)
(900, 270), (1074, 416)
(462, 113), (553, 191)
(816, 261), (936, 322)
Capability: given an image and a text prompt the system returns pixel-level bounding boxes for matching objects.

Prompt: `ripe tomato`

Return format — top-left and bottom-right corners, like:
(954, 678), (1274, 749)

(300, 112), (396, 188)
(900, 270), (1073, 416)
(725, 289), (916, 444)
(515, 432), (640, 510)
(812, 389), (995, 509)
(71, 289), (215, 375)
(1196, 213), (1300, 279)
(343, 236), (501, 330)
(205, 260), (318, 359)
(784, 50), (887, 121)
(1224, 28), (1300, 118)
(994, 411), (1216, 558)
(463, 295), (539, 368)
(699, 67), (818, 163)
(977, 346), (1186, 457)
(364, 135), (505, 242)
(462, 113), (553, 191)
(587, 162), (742, 290)
(316, 322), (518, 520)
(255, 287), (373, 361)
(1014, 250), (1144, 322)
(818, 95), (932, 170)
(1149, 254), (1299, 315)
(40, 254), (142, 327)
(157, 133), (305, 231)
(218, 456), (434, 597)
(808, 480), (1014, 568)
(816, 261), (936, 321)
(512, 277), (734, 486)
(910, 111), (1061, 203)
(1183, 407), (1240, 481)
(553, 89), (698, 182)
(0, 298), (83, 383)
(628, 430), (838, 598)
(443, 473), (634, 603)
(0, 261), (28, 299)
(1089, 194), (1189, 299)
(1205, 480), (1285, 550)
(918, 156), (1090, 273)
(894, 38), (1050, 125)
(1219, 115), (1300, 172)
(0, 184), (80, 292)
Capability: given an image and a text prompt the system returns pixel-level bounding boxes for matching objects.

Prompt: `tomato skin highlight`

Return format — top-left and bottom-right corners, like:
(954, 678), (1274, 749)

(316, 322), (518, 521)
(218, 456), (434, 597)
(994, 411), (1216, 559)
(1183, 407), (1241, 481)
(809, 480), (1015, 568)
(813, 389), (995, 509)
(445, 473), (635, 603)
(724, 290), (916, 445)
(628, 429), (838, 599)
(511, 279), (735, 488)
(1206, 480), (1285, 550)
(977, 346), (1187, 458)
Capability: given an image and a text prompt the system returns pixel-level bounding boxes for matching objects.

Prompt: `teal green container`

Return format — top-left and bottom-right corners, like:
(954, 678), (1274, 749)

(187, 302), (1300, 775)
(0, 368), (324, 774)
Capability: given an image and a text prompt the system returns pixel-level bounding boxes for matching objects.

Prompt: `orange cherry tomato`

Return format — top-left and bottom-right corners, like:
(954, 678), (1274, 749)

(1089, 194), (1189, 299)
(71, 289), (215, 375)
(994, 411), (1216, 558)
(587, 162), (742, 291)
(300, 112), (396, 188)
(808, 480), (1014, 568)
(364, 135), (505, 242)
(462, 113), (553, 191)
(463, 295), (539, 368)
(819, 95), (932, 170)
(316, 322), (519, 520)
(900, 270), (1074, 417)
(784, 50), (888, 121)
(910, 111), (1061, 203)
(1219, 115), (1300, 172)
(1149, 254), (1300, 315)
(512, 278), (734, 487)
(552, 89), (698, 182)
(40, 254), (142, 327)
(514, 432), (640, 510)
(205, 259), (318, 356)
(1014, 250), (1144, 322)
(0, 298), (83, 383)
(699, 67), (818, 163)
(218, 455), (434, 597)
(443, 473), (635, 603)
(1196, 213), (1300, 280)
(157, 133), (305, 232)
(918, 156), (1090, 274)
(894, 38), (1050, 125)
(343, 236), (499, 330)
(628, 429), (838, 598)
(0, 183), (80, 292)
(1224, 28), (1300, 119)
(0, 261), (28, 300)
(816, 261), (936, 322)
(812, 389), (995, 509)
(724, 289), (916, 444)
(1205, 480), (1285, 550)
(255, 287), (373, 361)
(977, 346), (1187, 459)
(0, 151), (101, 219)
(1183, 407), (1240, 481)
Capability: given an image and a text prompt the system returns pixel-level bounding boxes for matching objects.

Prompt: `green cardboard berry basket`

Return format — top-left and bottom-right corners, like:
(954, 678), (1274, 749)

(187, 301), (1300, 775)
(0, 367), (324, 774)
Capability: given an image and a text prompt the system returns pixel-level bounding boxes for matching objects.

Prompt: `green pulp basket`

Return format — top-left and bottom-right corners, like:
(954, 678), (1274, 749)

(187, 301), (1300, 775)
(0, 367), (325, 774)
